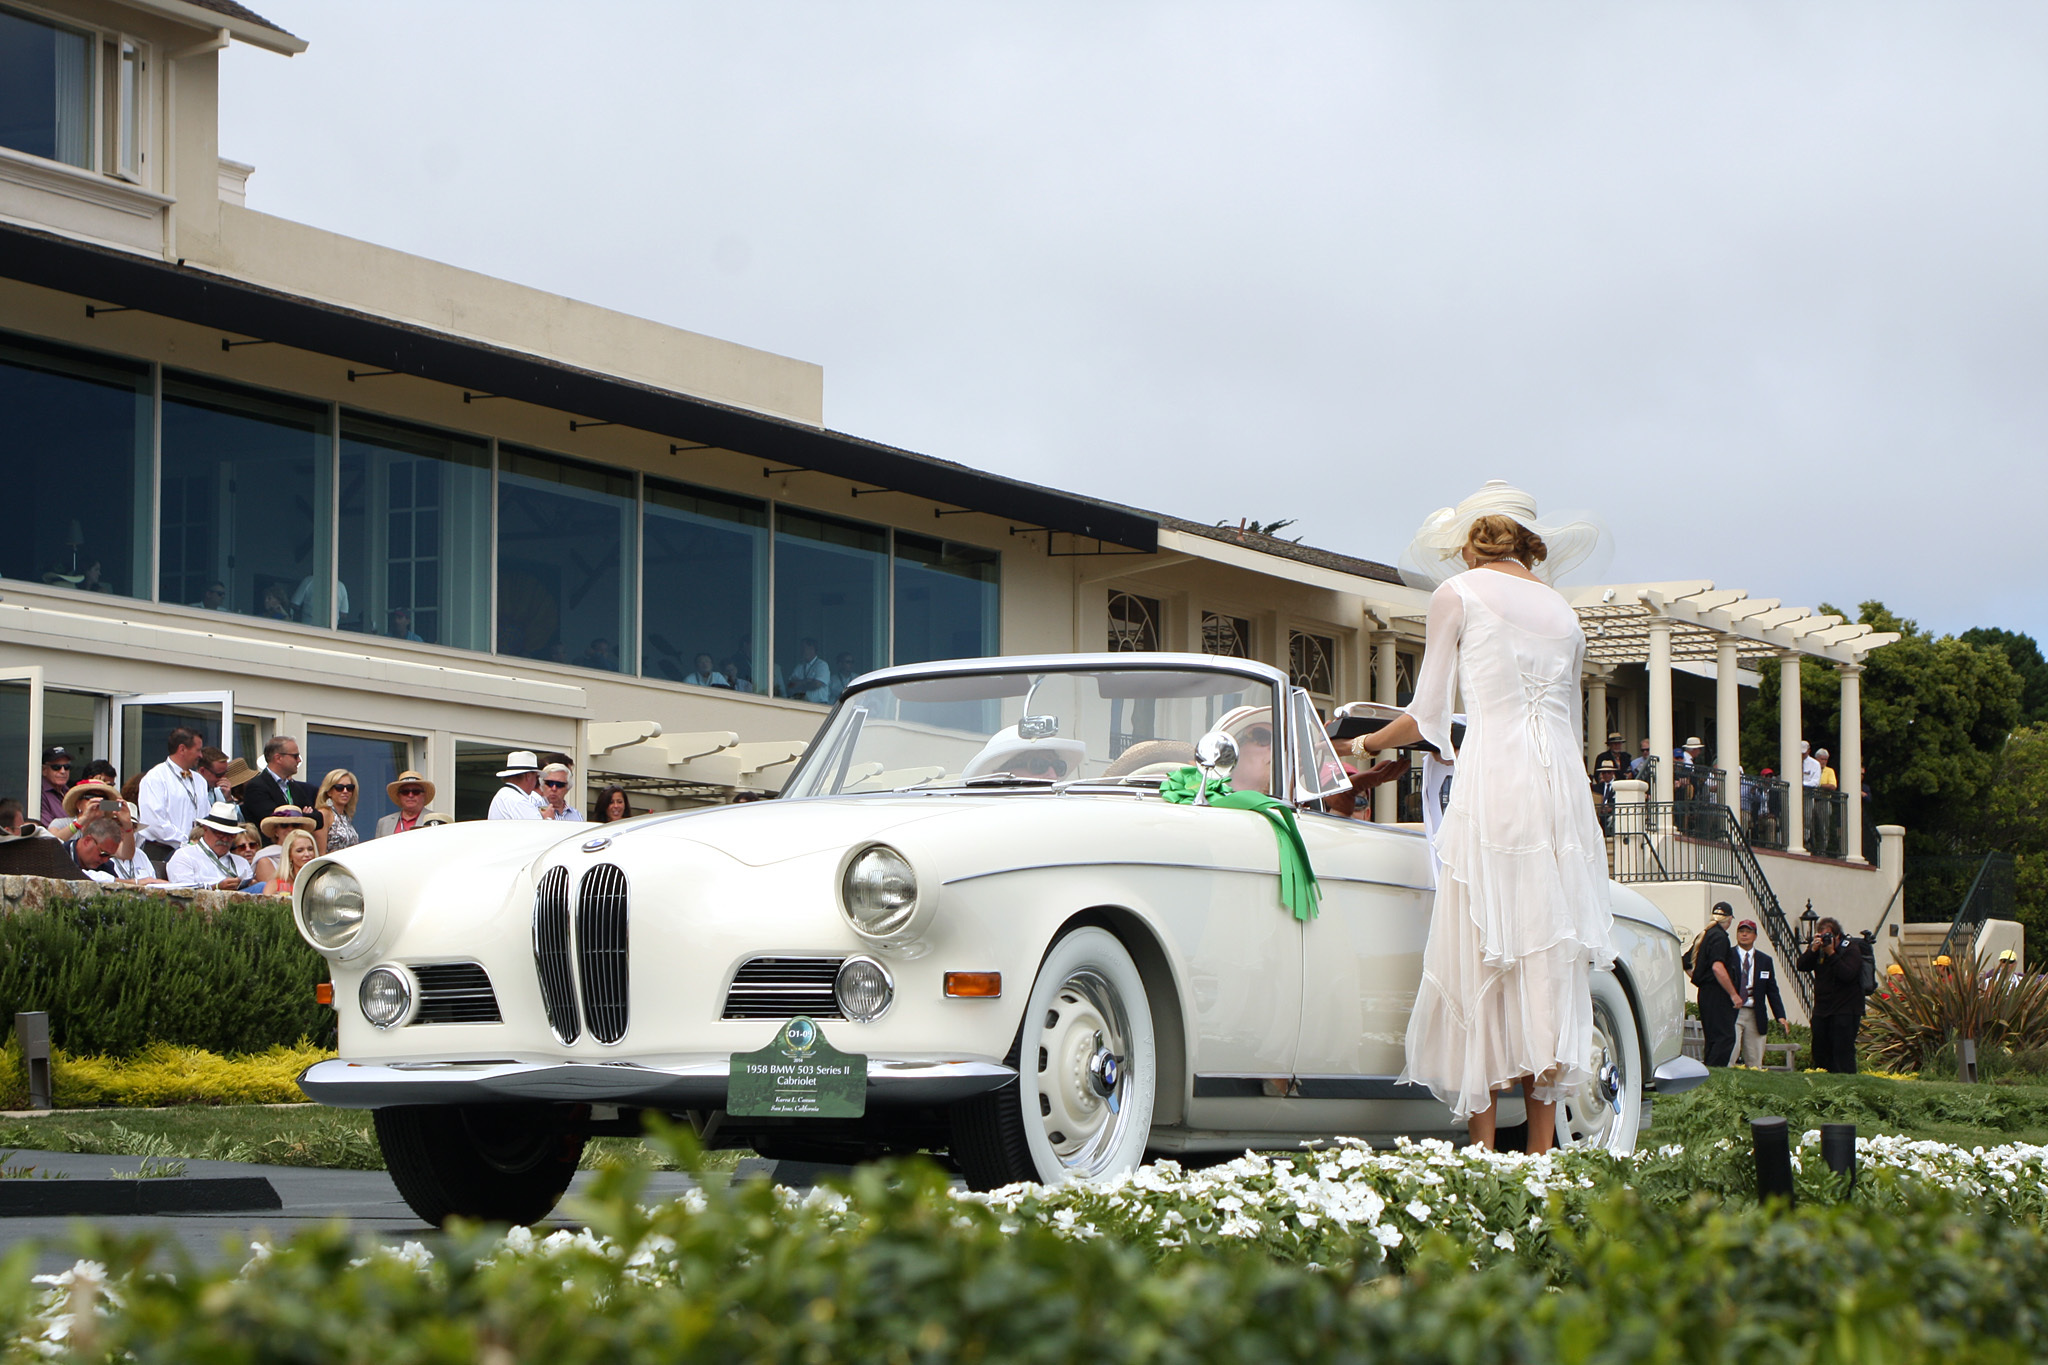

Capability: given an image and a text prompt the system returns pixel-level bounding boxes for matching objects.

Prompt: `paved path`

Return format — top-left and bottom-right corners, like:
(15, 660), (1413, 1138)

(0, 1150), (827, 1275)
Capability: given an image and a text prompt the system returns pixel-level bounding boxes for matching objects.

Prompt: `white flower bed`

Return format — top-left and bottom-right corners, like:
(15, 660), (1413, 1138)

(18, 1132), (2048, 1352)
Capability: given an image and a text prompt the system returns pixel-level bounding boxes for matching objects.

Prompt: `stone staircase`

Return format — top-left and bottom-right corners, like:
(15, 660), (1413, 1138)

(1894, 923), (1950, 973)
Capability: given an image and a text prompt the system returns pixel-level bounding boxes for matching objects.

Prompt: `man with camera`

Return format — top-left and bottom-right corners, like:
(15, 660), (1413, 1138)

(1796, 915), (1865, 1073)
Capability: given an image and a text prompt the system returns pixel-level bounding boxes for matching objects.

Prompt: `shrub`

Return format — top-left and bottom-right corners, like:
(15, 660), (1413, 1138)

(0, 893), (331, 1057)
(16, 1139), (2048, 1362)
(1865, 947), (2048, 1071)
(0, 1038), (331, 1109)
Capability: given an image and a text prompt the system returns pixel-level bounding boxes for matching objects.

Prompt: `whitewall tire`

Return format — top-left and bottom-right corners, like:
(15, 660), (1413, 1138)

(951, 926), (1157, 1189)
(1556, 969), (1646, 1155)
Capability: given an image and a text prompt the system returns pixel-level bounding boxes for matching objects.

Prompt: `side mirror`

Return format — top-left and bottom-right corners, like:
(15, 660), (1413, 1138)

(1193, 729), (1239, 806)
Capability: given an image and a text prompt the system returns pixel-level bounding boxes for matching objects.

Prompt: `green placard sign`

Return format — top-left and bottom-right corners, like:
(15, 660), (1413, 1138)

(727, 1016), (868, 1118)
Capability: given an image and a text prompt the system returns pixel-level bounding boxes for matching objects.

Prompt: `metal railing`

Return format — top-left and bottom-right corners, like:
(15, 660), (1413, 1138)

(1939, 851), (2017, 961)
(1609, 799), (1813, 1015)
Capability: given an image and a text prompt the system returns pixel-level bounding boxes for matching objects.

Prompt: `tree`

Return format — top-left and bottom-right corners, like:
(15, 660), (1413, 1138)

(1981, 724), (2048, 946)
(1962, 628), (2048, 728)
(1739, 601), (2023, 843)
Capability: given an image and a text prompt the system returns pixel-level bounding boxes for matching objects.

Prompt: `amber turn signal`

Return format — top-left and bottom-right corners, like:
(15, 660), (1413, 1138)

(943, 971), (1001, 998)
(315, 982), (334, 1006)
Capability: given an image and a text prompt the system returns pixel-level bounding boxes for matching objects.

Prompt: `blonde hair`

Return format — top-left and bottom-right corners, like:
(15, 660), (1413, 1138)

(278, 827), (318, 870)
(1464, 514), (1549, 570)
(316, 769), (358, 816)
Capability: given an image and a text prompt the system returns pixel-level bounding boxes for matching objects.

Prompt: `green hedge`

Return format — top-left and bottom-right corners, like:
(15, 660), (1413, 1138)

(0, 893), (332, 1057)
(13, 1147), (2048, 1362)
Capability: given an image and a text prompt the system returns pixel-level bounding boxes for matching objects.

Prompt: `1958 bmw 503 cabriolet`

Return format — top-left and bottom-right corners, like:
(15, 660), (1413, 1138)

(294, 652), (1706, 1225)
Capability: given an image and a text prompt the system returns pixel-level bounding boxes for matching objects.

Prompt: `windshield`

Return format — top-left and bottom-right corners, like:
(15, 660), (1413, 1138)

(782, 665), (1281, 798)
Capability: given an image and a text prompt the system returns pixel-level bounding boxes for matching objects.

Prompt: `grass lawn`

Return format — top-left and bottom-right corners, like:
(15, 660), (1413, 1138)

(6, 1066), (2046, 1175)
(0, 1104), (744, 1174)
(1654, 1065), (2048, 1147)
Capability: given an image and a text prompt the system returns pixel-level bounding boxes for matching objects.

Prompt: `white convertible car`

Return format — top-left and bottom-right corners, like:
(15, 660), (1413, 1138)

(295, 653), (1706, 1225)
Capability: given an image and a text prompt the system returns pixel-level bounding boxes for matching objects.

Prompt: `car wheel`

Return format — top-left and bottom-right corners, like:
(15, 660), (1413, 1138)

(951, 926), (1157, 1190)
(375, 1103), (587, 1227)
(1554, 969), (1646, 1155)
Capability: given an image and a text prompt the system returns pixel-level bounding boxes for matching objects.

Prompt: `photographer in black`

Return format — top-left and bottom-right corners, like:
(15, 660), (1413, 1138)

(1796, 915), (1864, 1073)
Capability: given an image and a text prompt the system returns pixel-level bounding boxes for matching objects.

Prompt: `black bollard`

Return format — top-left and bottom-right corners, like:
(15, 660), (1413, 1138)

(1752, 1116), (1796, 1205)
(1819, 1123), (1856, 1189)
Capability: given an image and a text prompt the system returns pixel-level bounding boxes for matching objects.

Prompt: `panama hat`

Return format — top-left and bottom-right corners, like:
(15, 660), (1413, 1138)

(495, 750), (541, 778)
(1398, 480), (1611, 590)
(217, 757), (259, 789)
(386, 770), (437, 803)
(196, 800), (246, 836)
(259, 805), (317, 838)
(1683, 736), (1704, 749)
(62, 780), (120, 819)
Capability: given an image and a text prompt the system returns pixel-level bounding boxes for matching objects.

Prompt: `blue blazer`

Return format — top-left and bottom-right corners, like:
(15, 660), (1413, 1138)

(1740, 948), (1788, 1027)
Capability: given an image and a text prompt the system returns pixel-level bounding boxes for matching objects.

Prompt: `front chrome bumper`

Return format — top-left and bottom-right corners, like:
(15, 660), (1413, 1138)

(298, 1054), (1016, 1110)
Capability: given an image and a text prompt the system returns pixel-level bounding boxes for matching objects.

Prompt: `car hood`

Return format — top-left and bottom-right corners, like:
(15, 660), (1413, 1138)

(602, 797), (966, 867)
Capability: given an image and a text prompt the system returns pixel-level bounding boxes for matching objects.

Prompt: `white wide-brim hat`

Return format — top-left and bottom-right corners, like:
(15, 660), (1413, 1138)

(1398, 480), (1611, 590)
(962, 726), (1088, 780)
(496, 750), (541, 778)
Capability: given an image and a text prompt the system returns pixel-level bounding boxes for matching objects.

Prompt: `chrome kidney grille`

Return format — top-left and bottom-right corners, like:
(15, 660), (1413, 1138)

(532, 866), (582, 1044)
(722, 956), (846, 1021)
(531, 863), (632, 1046)
(576, 864), (630, 1044)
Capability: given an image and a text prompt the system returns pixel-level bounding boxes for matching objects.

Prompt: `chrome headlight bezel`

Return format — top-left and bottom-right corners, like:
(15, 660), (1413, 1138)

(358, 965), (414, 1030)
(297, 862), (367, 953)
(839, 843), (919, 941)
(834, 954), (895, 1023)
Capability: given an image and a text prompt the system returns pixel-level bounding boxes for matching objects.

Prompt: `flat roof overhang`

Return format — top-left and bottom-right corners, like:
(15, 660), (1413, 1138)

(0, 222), (1157, 552)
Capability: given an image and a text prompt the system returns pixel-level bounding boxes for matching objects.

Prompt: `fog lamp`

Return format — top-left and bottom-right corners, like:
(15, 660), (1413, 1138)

(360, 966), (413, 1029)
(835, 955), (895, 1023)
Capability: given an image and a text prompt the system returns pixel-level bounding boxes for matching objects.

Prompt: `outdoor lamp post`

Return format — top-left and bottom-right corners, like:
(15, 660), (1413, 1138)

(1798, 899), (1819, 949)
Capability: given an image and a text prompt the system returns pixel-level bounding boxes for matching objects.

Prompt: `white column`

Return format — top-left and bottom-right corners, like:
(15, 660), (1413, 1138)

(1840, 663), (1865, 863)
(1647, 618), (1674, 806)
(1373, 631), (1399, 823)
(1715, 640), (1740, 815)
(1780, 652), (1805, 855)
(1585, 670), (1609, 770)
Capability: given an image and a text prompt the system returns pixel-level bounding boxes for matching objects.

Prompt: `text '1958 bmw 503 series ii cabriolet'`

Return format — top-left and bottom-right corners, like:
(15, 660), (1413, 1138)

(293, 652), (1707, 1225)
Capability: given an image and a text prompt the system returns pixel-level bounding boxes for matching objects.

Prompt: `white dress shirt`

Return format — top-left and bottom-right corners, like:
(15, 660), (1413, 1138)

(166, 840), (252, 888)
(138, 758), (209, 847)
(785, 656), (832, 703)
(488, 783), (545, 820)
(682, 670), (729, 688)
(1802, 755), (1823, 789)
(1738, 947), (1754, 1003)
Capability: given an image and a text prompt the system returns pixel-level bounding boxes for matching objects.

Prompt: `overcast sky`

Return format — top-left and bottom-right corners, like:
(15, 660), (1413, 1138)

(222, 3), (2048, 645)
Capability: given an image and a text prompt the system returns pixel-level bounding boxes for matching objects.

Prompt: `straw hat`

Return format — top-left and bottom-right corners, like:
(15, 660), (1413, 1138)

(217, 757), (259, 789)
(259, 805), (317, 838)
(62, 780), (120, 819)
(1397, 480), (1610, 590)
(386, 770), (437, 803)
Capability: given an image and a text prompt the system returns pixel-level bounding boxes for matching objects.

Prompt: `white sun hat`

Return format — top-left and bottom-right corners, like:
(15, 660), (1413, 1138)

(1398, 480), (1611, 591)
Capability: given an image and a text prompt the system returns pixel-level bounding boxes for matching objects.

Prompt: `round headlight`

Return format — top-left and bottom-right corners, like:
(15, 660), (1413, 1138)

(835, 955), (895, 1023)
(359, 966), (412, 1029)
(842, 845), (917, 938)
(300, 864), (366, 951)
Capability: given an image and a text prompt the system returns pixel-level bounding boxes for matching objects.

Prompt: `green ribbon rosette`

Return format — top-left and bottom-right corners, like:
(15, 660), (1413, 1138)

(1159, 765), (1322, 921)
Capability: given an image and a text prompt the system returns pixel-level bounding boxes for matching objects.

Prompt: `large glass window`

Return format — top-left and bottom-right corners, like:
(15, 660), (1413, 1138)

(160, 372), (331, 624)
(642, 478), (766, 691)
(339, 411), (491, 651)
(497, 448), (636, 671)
(773, 509), (885, 704)
(893, 533), (997, 668)
(0, 331), (151, 598)
(307, 727), (410, 836)
(0, 5), (93, 168)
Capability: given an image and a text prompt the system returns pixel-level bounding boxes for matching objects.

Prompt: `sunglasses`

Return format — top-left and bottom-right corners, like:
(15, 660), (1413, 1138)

(543, 779), (569, 789)
(1012, 753), (1068, 777)
(332, 783), (356, 792)
(397, 788), (425, 797)
(47, 762), (71, 771)
(232, 841), (258, 853)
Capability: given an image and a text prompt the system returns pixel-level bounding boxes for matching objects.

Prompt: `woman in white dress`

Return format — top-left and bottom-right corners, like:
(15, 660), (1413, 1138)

(1346, 482), (1612, 1151)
